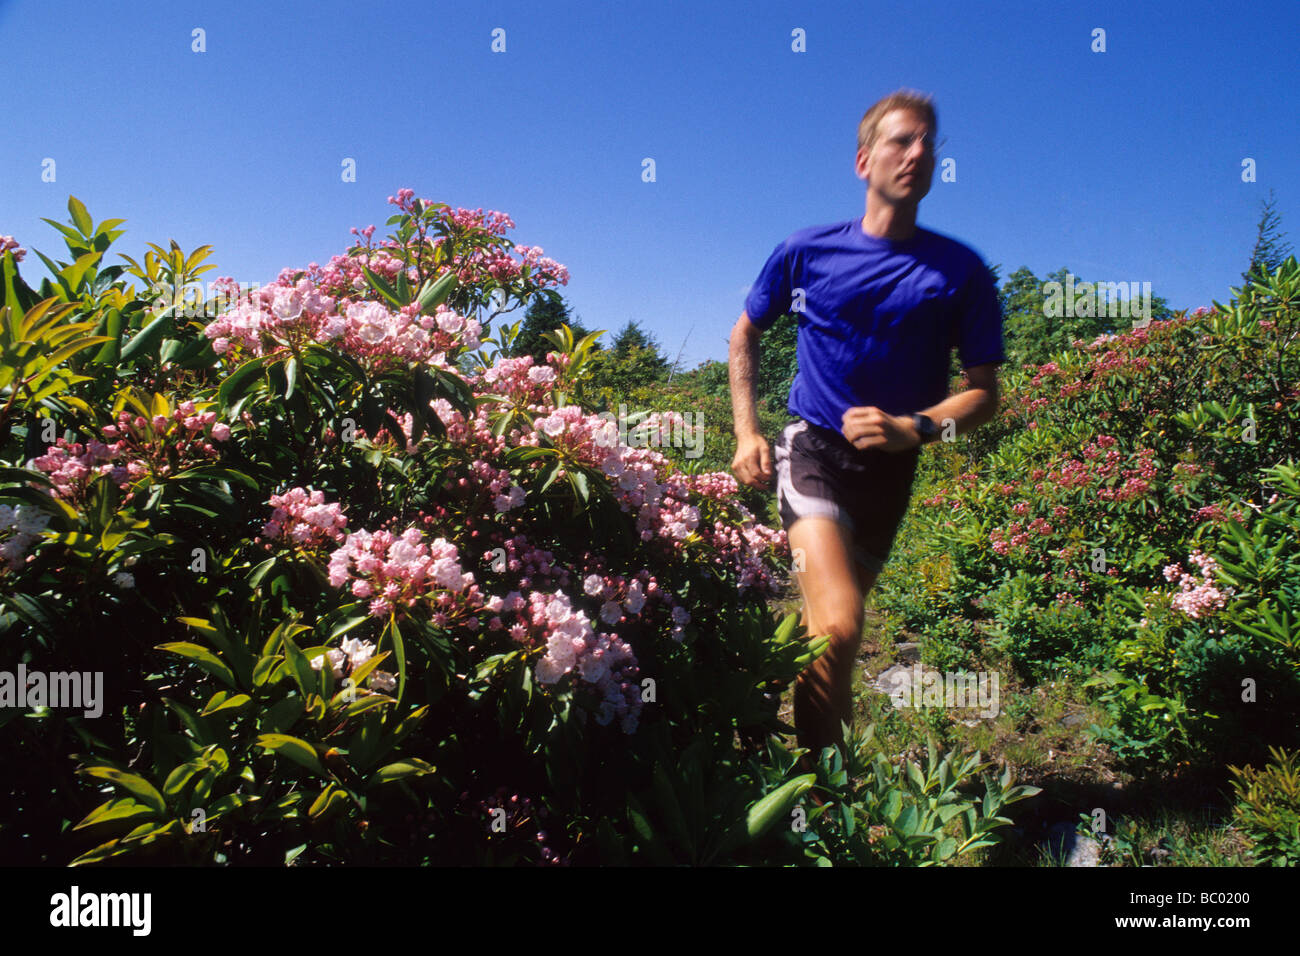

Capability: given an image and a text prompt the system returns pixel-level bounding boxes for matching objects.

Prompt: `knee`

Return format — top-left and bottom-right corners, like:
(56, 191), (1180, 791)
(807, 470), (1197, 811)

(807, 611), (864, 656)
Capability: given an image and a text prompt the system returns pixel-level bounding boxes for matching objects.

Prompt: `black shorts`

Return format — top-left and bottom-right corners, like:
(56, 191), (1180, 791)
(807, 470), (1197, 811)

(773, 417), (920, 575)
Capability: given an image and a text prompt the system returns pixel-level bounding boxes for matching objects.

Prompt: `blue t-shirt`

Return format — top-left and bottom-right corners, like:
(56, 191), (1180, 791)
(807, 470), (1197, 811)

(744, 218), (1005, 435)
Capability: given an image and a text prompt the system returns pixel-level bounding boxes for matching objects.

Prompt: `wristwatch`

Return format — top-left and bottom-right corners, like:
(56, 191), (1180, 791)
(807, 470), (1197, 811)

(911, 413), (940, 445)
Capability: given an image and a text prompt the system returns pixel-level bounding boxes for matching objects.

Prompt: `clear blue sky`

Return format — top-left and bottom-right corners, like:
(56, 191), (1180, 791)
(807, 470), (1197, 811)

(3, 0), (1296, 370)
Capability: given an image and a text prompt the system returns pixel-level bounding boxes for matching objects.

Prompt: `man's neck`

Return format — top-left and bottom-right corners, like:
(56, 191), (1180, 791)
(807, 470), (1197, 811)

(861, 195), (920, 242)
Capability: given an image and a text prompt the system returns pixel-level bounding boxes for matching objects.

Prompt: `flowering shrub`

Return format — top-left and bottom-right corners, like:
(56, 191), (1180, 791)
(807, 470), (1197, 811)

(1, 193), (1039, 866)
(1229, 745), (1300, 866)
(876, 257), (1300, 770)
(1162, 550), (1233, 619)
(30, 399), (233, 506)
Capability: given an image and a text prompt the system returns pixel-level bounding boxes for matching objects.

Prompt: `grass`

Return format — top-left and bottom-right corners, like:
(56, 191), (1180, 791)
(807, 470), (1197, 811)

(772, 586), (1256, 866)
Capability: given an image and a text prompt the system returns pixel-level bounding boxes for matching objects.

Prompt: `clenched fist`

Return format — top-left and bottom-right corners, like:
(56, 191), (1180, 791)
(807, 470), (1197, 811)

(841, 406), (919, 452)
(732, 432), (773, 489)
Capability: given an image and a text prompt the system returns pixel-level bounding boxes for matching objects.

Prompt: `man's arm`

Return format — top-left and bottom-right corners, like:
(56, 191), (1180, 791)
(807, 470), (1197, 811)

(841, 363), (1000, 451)
(729, 311), (773, 487)
(917, 362), (1001, 439)
(729, 311), (765, 438)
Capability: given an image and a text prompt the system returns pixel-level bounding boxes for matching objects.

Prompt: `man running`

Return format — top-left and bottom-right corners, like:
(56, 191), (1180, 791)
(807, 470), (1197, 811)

(728, 89), (1006, 760)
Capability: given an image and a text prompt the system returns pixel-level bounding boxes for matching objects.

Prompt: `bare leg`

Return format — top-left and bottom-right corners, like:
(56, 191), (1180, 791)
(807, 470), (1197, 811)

(789, 516), (880, 764)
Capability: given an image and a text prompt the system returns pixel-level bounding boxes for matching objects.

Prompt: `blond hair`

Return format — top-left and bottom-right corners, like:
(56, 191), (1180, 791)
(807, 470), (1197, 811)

(857, 89), (938, 154)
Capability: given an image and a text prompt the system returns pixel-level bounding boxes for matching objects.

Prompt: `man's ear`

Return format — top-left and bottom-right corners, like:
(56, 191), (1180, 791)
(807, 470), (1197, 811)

(854, 148), (869, 181)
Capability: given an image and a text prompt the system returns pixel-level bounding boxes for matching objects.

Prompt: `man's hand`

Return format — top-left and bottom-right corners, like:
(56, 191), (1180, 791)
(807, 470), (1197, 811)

(841, 406), (919, 452)
(732, 432), (773, 488)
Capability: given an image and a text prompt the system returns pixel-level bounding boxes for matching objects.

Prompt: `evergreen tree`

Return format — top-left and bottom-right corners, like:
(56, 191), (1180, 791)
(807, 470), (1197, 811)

(585, 320), (672, 398)
(1243, 189), (1293, 285)
(507, 293), (597, 362)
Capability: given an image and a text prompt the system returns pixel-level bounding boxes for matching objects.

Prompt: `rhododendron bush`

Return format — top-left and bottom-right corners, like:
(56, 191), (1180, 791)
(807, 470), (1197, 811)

(874, 258), (1300, 767)
(1, 192), (854, 866)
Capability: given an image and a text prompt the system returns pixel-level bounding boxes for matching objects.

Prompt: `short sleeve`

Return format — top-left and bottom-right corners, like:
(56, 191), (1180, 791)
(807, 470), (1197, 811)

(743, 239), (795, 331)
(956, 260), (1006, 368)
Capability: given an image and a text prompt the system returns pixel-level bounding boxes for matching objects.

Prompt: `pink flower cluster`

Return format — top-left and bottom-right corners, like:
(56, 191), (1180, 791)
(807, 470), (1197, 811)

(474, 354), (561, 406)
(327, 526), (480, 619)
(382, 190), (571, 289)
(1162, 550), (1233, 619)
(0, 235), (25, 262)
(1029, 361), (1061, 387)
(30, 437), (124, 502)
(470, 787), (567, 865)
(204, 273), (482, 373)
(487, 535), (572, 591)
(513, 401), (783, 586)
(989, 523), (1030, 555)
(30, 403), (231, 506)
(372, 409), (420, 454)
(262, 487), (348, 547)
(1083, 325), (1151, 352)
(521, 590), (641, 732)
(1095, 448), (1158, 503)
(1190, 502), (1222, 522)
(456, 457), (526, 514)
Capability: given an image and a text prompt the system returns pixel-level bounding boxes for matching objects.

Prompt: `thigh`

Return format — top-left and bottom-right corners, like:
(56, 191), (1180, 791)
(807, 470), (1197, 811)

(787, 516), (870, 640)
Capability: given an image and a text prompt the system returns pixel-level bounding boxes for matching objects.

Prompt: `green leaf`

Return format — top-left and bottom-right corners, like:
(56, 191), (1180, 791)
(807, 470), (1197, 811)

(255, 734), (326, 776)
(78, 767), (166, 815)
(68, 196), (93, 236)
(251, 654), (282, 687)
(416, 271), (457, 314)
(216, 355), (267, 406)
(569, 469), (590, 502)
(200, 692), (251, 716)
(746, 774), (815, 839)
(72, 797), (159, 831)
(161, 696), (213, 745)
(69, 838), (133, 866)
(118, 307), (176, 363)
(280, 630), (316, 698)
(362, 265), (402, 307)
(156, 641), (237, 689)
(308, 783), (349, 819)
(388, 615), (406, 704)
(348, 650), (390, 689)
(342, 694), (396, 717)
(91, 307), (124, 364)
(162, 761), (203, 801)
(369, 758), (436, 785)
(170, 465), (260, 489)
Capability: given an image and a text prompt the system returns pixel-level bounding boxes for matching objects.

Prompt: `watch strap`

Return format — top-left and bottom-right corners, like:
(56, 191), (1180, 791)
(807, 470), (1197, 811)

(911, 413), (939, 444)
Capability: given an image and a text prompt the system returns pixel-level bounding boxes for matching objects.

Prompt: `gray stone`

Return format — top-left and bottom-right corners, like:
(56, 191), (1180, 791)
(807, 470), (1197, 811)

(872, 663), (915, 701)
(1044, 821), (1101, 867)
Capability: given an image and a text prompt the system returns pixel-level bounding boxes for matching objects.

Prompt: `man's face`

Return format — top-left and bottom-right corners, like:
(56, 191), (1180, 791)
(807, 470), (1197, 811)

(855, 108), (936, 205)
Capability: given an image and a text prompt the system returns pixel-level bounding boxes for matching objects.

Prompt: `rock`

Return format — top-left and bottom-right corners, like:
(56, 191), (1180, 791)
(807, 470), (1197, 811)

(872, 664), (915, 703)
(1044, 821), (1101, 867)
(895, 642), (921, 663)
